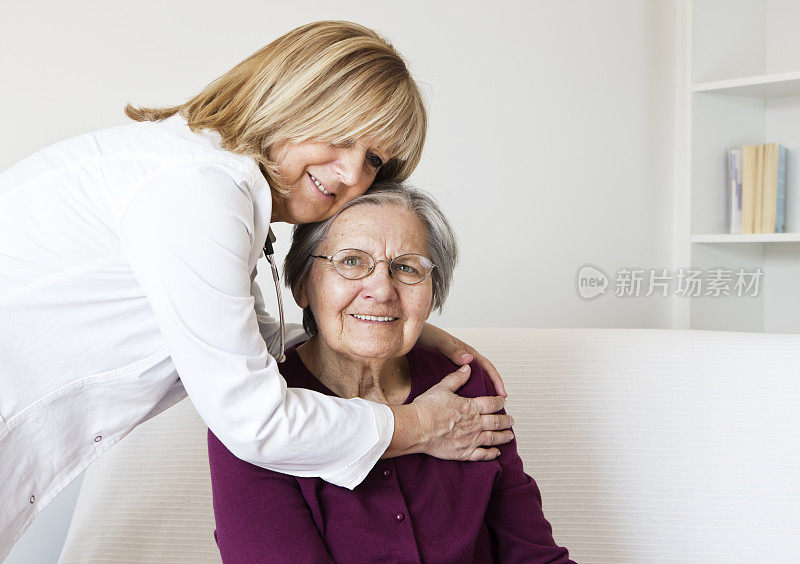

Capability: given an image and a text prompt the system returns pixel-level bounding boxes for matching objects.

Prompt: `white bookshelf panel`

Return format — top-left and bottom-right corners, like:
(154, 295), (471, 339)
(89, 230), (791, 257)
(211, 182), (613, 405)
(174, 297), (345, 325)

(692, 233), (800, 243)
(763, 244), (800, 333)
(765, 0), (800, 75)
(691, 0), (765, 83)
(689, 243), (764, 331)
(692, 72), (800, 98)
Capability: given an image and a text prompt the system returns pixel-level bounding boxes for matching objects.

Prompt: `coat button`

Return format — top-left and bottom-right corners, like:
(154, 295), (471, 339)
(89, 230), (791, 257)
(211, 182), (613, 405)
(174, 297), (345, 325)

(29, 495), (36, 504)
(94, 435), (102, 442)
(383, 468), (392, 479)
(394, 512), (405, 522)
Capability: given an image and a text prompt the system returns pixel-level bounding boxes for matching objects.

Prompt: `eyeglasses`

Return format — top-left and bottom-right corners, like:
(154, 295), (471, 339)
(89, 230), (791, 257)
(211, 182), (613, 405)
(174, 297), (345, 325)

(311, 248), (436, 285)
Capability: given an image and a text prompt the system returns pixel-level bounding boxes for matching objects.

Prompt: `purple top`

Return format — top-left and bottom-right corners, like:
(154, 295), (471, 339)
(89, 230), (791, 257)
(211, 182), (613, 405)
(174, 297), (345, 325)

(208, 344), (574, 563)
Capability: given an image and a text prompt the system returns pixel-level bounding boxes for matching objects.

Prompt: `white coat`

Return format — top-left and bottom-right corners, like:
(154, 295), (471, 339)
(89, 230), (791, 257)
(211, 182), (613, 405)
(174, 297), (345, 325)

(0, 115), (393, 558)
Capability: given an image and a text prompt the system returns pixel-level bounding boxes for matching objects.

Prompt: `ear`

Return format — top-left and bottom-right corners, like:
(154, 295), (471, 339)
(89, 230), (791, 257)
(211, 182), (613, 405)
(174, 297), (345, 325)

(293, 282), (309, 309)
(425, 293), (435, 318)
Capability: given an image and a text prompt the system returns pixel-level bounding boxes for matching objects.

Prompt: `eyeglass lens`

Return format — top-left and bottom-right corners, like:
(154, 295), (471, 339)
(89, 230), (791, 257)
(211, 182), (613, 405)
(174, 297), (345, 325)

(330, 249), (434, 284)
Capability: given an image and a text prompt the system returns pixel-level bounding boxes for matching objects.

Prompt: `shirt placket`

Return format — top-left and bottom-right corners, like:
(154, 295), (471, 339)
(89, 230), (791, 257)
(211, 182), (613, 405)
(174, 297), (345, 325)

(377, 459), (422, 564)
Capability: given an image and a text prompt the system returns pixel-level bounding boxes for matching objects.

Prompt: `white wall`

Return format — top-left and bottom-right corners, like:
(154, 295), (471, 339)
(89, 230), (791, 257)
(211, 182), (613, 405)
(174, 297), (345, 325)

(0, 0), (678, 561)
(268, 0), (679, 330)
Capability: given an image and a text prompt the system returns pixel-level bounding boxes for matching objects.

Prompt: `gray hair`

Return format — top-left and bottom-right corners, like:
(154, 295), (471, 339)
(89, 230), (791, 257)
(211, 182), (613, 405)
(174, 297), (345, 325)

(284, 181), (459, 336)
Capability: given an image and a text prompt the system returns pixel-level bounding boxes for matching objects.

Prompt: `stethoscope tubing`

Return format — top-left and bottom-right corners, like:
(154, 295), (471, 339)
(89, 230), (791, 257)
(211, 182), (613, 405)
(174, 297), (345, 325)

(263, 229), (286, 363)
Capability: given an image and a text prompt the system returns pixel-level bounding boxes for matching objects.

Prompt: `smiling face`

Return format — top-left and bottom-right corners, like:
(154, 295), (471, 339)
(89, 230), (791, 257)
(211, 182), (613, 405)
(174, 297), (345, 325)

(296, 203), (434, 361)
(269, 140), (389, 224)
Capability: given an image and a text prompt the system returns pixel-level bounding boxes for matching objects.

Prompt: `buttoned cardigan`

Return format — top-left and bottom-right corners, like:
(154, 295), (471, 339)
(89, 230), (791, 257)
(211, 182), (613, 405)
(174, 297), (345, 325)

(208, 345), (574, 563)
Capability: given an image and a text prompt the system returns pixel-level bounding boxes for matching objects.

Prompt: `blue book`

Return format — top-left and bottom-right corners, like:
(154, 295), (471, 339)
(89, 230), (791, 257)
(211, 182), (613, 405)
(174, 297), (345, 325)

(761, 143), (787, 233)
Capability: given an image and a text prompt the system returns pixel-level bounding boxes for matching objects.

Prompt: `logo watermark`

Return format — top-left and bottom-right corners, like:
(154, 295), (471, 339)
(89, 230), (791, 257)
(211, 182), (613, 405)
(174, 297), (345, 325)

(577, 265), (762, 299)
(577, 265), (609, 300)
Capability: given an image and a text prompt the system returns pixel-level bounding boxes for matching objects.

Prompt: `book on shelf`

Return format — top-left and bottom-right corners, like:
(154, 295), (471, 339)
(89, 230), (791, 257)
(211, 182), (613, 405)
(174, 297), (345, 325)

(740, 145), (758, 234)
(763, 143), (787, 234)
(754, 144), (764, 233)
(727, 148), (742, 234)
(731, 143), (786, 234)
(776, 144), (787, 233)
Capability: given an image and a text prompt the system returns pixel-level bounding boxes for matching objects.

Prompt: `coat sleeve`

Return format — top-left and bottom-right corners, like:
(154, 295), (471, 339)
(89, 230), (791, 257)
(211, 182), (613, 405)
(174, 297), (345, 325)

(117, 161), (393, 489)
(474, 365), (576, 564)
(207, 429), (334, 564)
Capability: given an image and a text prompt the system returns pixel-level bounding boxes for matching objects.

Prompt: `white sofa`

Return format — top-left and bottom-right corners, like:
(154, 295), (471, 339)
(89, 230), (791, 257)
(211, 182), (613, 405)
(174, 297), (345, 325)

(57, 328), (800, 563)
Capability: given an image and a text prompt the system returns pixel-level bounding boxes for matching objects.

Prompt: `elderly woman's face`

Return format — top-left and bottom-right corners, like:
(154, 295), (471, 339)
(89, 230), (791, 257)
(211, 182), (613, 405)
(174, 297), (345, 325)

(298, 203), (434, 360)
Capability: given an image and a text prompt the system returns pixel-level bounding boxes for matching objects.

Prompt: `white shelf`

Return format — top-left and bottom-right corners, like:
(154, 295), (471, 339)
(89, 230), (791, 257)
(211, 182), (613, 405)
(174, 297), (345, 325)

(692, 71), (800, 98)
(691, 233), (800, 243)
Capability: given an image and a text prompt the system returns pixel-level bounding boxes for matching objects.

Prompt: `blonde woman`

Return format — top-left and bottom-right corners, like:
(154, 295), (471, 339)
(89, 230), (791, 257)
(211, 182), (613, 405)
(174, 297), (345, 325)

(0, 21), (512, 557)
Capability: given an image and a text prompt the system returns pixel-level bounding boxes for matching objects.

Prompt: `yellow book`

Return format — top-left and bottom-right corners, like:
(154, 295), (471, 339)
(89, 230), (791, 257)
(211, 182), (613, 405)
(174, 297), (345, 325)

(741, 145), (758, 234)
(761, 143), (779, 233)
(753, 144), (764, 233)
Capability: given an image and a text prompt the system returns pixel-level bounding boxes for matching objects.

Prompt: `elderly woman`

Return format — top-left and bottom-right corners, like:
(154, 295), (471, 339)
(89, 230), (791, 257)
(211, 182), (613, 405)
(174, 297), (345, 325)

(207, 182), (574, 563)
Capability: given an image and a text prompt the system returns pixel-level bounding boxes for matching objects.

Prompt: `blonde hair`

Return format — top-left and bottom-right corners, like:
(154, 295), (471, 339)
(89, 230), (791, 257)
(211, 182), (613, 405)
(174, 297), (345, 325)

(125, 21), (427, 195)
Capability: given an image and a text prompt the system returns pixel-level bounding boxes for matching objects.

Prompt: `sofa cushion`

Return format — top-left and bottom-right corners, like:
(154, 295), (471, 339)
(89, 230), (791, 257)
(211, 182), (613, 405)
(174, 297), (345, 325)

(59, 328), (800, 563)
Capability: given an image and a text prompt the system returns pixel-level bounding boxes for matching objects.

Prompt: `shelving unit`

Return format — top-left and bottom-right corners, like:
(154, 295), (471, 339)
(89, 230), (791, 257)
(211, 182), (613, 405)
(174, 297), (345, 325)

(681, 0), (800, 333)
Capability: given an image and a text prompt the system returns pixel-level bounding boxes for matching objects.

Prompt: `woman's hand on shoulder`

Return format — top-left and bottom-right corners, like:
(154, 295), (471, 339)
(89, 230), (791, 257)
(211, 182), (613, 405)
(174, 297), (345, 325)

(417, 323), (507, 397)
(384, 364), (514, 461)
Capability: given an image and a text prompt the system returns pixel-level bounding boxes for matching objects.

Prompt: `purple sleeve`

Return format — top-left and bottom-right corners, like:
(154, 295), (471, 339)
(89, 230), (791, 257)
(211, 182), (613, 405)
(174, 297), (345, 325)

(473, 364), (576, 564)
(207, 429), (334, 564)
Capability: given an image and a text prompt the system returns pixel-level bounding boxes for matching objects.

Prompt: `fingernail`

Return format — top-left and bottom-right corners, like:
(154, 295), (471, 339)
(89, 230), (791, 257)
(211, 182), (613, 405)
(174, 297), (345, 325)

(510, 417), (515, 427)
(460, 352), (472, 362)
(458, 365), (470, 373)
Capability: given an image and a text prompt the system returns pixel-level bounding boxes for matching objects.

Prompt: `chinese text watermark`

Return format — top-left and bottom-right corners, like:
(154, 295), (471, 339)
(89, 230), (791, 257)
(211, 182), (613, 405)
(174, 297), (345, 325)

(577, 265), (762, 299)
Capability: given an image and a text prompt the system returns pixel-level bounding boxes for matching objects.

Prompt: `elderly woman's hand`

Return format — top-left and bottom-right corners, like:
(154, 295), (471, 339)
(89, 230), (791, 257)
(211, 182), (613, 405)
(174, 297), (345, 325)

(417, 323), (507, 397)
(383, 365), (514, 461)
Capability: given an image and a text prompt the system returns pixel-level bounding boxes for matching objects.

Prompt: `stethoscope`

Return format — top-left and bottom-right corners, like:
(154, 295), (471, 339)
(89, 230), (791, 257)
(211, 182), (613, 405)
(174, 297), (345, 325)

(263, 228), (286, 363)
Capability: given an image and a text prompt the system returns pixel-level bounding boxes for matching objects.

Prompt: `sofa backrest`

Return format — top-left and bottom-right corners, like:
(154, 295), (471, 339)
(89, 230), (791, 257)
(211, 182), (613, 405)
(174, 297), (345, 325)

(59, 328), (800, 563)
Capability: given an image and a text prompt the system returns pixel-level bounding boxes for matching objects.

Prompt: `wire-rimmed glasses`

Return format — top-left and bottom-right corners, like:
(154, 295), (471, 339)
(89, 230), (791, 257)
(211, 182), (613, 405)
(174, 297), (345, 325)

(311, 248), (436, 285)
